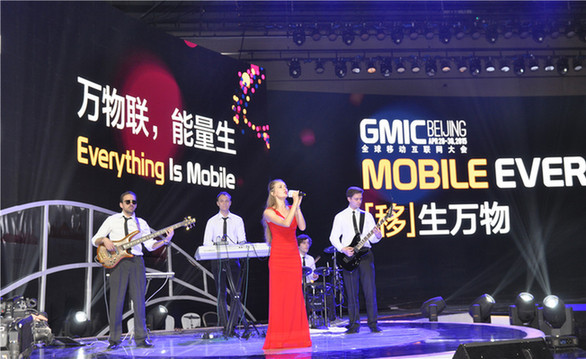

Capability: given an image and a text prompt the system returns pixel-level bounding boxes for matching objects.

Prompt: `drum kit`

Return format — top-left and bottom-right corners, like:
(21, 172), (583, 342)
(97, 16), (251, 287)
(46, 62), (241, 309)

(302, 245), (345, 329)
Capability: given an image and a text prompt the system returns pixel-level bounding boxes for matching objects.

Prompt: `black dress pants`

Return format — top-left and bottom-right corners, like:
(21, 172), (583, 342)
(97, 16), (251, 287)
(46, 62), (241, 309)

(342, 249), (378, 328)
(108, 256), (148, 344)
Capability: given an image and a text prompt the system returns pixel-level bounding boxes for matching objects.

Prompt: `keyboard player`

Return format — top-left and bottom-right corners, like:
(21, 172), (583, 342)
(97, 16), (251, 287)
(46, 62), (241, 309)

(201, 191), (248, 336)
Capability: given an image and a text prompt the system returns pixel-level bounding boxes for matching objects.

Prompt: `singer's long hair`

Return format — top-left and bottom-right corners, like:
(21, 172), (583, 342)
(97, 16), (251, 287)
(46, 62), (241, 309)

(262, 179), (288, 244)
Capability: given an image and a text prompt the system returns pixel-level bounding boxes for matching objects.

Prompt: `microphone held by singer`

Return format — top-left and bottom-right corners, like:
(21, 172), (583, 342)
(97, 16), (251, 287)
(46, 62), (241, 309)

(287, 190), (307, 197)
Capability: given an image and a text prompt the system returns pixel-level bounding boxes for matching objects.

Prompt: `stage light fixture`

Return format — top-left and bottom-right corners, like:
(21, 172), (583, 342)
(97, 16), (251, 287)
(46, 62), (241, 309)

(376, 27), (386, 41)
(440, 58), (452, 73)
(64, 311), (90, 337)
(470, 24), (481, 40)
(516, 292), (537, 321)
(395, 58), (406, 73)
(537, 294), (578, 348)
(543, 295), (566, 329)
(573, 56), (583, 72)
(485, 25), (498, 44)
(499, 58), (511, 73)
(550, 23), (561, 39)
(342, 27), (355, 45)
(314, 60), (325, 74)
(409, 25), (420, 40)
(310, 27), (321, 41)
(519, 23), (531, 39)
(421, 296), (446, 322)
(532, 24), (546, 43)
(391, 26), (404, 45)
(565, 21), (577, 38)
(147, 305), (168, 330)
(327, 26), (338, 42)
(424, 25), (435, 40)
(366, 59), (377, 74)
(438, 25), (452, 44)
(485, 58), (496, 73)
(411, 58), (421, 73)
(557, 57), (569, 75)
(509, 292), (538, 327)
(457, 57), (468, 73)
(469, 57), (481, 76)
(425, 58), (437, 77)
(380, 58), (392, 77)
(289, 58), (301, 78)
(502, 25), (514, 39)
(528, 55), (539, 72)
(454, 23), (466, 40)
(469, 294), (495, 323)
(292, 27), (305, 46)
(513, 57), (525, 76)
(335, 60), (347, 78)
(359, 26), (370, 41)
(544, 57), (555, 72)
(351, 59), (361, 74)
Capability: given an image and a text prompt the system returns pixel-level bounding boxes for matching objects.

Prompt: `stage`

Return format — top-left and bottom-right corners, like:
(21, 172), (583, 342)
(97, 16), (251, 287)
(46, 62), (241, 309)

(28, 317), (586, 359)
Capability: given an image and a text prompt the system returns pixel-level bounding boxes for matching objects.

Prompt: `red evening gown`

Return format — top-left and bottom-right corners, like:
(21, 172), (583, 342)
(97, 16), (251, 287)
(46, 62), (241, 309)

(263, 208), (312, 350)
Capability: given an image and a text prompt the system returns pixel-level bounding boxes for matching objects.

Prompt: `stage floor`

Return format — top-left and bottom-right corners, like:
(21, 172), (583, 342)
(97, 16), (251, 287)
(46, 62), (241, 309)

(29, 319), (586, 359)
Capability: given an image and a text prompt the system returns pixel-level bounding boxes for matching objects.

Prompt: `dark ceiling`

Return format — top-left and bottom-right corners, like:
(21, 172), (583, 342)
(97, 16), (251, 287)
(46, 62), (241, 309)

(110, 1), (586, 96)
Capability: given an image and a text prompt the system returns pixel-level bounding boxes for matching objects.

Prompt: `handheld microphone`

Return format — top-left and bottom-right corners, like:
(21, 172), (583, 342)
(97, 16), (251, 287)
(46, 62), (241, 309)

(287, 190), (307, 197)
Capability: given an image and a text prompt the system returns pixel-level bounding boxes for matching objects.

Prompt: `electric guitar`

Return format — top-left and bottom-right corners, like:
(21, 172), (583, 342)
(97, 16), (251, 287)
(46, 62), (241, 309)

(97, 217), (196, 268)
(336, 205), (394, 272)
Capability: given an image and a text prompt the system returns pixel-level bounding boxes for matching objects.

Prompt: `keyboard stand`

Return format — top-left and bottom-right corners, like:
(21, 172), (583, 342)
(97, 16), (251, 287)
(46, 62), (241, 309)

(222, 257), (262, 338)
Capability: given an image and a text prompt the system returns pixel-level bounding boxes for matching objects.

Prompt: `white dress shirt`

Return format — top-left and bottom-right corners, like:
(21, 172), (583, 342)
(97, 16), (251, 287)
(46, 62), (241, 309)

(329, 206), (381, 252)
(202, 212), (246, 246)
(299, 251), (316, 283)
(91, 212), (157, 256)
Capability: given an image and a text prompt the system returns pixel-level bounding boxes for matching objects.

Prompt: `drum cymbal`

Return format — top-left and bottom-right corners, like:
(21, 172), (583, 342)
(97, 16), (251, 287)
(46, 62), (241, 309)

(314, 267), (333, 276)
(324, 246), (336, 254)
(302, 266), (313, 276)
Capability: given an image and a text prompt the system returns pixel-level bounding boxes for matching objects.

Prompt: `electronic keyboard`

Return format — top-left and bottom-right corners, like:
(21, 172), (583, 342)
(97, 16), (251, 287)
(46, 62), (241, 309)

(194, 242), (270, 260)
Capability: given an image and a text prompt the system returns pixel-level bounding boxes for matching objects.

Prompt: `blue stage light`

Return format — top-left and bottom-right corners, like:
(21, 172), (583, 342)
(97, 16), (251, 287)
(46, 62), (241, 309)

(421, 296), (446, 321)
(469, 294), (495, 323)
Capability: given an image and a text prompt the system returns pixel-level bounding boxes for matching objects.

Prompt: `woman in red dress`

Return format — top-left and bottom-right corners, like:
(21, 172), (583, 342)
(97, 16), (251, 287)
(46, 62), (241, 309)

(262, 179), (312, 350)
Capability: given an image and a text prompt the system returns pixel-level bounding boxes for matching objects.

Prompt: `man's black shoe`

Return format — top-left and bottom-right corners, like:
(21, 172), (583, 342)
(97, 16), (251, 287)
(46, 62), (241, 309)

(107, 342), (120, 350)
(369, 326), (382, 333)
(136, 340), (154, 348)
(345, 325), (360, 334)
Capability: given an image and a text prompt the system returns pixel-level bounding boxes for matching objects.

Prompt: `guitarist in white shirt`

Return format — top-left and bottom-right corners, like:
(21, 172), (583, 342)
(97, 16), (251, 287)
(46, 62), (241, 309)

(92, 191), (174, 350)
(329, 186), (382, 334)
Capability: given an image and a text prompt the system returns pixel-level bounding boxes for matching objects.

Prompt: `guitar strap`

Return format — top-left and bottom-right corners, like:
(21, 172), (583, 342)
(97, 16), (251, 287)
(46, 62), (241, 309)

(132, 216), (142, 252)
(359, 211), (369, 252)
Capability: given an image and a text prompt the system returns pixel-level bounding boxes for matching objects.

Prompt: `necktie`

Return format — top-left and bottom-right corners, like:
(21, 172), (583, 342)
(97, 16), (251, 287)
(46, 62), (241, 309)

(124, 217), (131, 236)
(303, 256), (306, 267)
(352, 210), (359, 235)
(222, 217), (228, 240)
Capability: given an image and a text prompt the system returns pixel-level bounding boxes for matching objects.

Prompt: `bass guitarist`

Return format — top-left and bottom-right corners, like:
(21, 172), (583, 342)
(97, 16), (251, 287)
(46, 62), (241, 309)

(91, 191), (173, 350)
(329, 186), (382, 334)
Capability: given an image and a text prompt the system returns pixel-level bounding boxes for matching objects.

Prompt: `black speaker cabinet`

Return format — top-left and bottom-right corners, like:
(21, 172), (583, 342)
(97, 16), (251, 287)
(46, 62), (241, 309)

(453, 338), (553, 359)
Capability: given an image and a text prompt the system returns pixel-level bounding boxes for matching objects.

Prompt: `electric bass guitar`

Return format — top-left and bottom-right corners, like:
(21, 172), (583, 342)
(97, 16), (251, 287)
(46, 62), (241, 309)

(97, 217), (196, 268)
(336, 205), (394, 272)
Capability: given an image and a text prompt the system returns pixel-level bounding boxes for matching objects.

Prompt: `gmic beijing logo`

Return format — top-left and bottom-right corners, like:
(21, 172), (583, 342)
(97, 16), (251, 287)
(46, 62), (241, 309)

(360, 118), (467, 146)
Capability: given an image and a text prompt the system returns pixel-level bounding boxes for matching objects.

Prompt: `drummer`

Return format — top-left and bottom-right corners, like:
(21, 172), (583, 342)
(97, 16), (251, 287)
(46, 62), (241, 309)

(298, 234), (319, 283)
